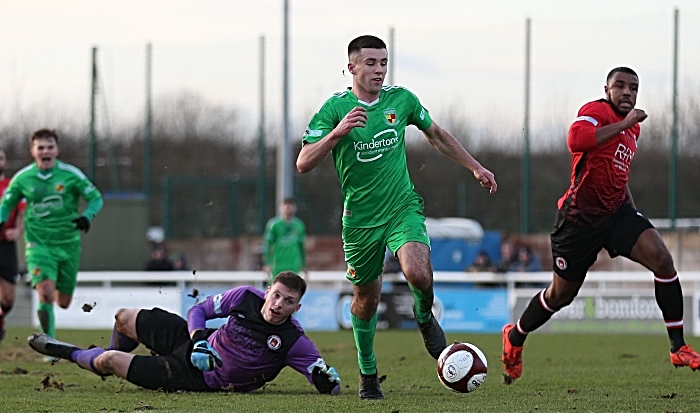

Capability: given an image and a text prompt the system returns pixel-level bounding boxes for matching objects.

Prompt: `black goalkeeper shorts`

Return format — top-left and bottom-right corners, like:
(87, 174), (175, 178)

(550, 203), (654, 282)
(126, 307), (213, 392)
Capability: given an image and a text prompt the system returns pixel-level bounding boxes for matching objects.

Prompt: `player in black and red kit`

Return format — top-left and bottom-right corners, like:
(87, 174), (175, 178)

(501, 67), (700, 383)
(0, 148), (25, 341)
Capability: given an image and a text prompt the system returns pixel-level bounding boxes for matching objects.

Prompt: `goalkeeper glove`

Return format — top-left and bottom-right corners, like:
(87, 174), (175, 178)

(312, 365), (341, 395)
(190, 340), (223, 372)
(72, 216), (90, 233)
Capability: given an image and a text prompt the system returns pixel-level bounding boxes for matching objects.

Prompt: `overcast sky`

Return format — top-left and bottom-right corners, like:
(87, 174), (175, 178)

(2, 1), (700, 145)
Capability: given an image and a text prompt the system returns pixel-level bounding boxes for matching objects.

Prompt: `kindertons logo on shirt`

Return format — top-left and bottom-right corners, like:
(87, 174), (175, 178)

(32, 194), (64, 217)
(354, 129), (399, 163)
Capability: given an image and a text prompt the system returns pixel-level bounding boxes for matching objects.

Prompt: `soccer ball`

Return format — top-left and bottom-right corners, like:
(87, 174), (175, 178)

(437, 342), (487, 393)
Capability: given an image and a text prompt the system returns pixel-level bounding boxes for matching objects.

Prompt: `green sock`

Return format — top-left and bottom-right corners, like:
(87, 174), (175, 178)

(409, 282), (434, 324)
(352, 312), (378, 375)
(37, 302), (55, 338)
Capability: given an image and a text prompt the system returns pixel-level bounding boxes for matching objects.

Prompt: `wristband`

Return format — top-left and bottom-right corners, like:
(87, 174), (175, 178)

(191, 329), (208, 343)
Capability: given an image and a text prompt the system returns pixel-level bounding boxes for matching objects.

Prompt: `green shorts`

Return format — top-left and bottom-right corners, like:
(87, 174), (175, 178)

(26, 242), (82, 295)
(343, 201), (430, 286)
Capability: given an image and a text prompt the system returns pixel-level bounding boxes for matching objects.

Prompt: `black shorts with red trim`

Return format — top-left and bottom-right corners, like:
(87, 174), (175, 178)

(126, 307), (214, 392)
(0, 241), (18, 283)
(550, 203), (653, 282)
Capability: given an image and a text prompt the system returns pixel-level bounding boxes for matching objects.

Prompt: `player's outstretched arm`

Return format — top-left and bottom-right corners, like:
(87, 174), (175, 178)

(297, 106), (367, 173)
(422, 122), (497, 194)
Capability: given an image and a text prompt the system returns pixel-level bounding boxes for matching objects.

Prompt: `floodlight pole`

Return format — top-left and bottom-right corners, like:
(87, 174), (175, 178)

(669, 8), (679, 231)
(145, 43), (153, 200)
(277, 0), (293, 207)
(87, 46), (98, 181)
(258, 35), (267, 233)
(520, 18), (531, 234)
(388, 27), (395, 86)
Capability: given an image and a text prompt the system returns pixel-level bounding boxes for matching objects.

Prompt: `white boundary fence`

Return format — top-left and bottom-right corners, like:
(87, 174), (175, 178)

(30, 271), (700, 336)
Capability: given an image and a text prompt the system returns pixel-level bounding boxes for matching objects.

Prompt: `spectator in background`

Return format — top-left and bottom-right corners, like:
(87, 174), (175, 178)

(495, 241), (517, 273)
(251, 245), (264, 271)
(145, 244), (174, 271)
(173, 253), (189, 271)
(508, 246), (542, 272)
(466, 250), (495, 272)
(262, 198), (307, 282)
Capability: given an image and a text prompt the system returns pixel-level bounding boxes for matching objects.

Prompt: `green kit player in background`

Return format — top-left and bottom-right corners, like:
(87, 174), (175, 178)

(0, 129), (103, 340)
(297, 35), (497, 399)
(263, 198), (306, 282)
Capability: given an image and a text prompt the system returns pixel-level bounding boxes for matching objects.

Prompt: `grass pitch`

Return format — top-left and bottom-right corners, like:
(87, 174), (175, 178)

(1, 327), (699, 412)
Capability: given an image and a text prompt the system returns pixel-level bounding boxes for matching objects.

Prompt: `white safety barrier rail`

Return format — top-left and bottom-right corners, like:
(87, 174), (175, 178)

(33, 271), (700, 336)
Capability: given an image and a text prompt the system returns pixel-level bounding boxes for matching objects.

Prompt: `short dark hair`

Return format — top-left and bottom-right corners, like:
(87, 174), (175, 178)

(606, 67), (638, 84)
(282, 198), (296, 205)
(272, 271), (307, 298)
(348, 35), (387, 59)
(31, 128), (59, 144)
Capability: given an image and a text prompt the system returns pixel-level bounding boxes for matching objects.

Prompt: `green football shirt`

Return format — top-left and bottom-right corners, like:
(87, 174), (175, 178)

(302, 86), (433, 228)
(0, 160), (104, 246)
(263, 216), (306, 276)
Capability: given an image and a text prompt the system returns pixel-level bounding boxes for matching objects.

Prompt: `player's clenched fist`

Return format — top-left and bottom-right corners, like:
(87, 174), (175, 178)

(626, 108), (647, 125)
(190, 339), (223, 371)
(336, 106), (367, 136)
(473, 166), (497, 194)
(72, 216), (91, 233)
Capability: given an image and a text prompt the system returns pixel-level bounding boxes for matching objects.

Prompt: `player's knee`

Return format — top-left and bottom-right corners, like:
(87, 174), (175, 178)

(114, 308), (134, 332)
(401, 254), (432, 286)
(38, 291), (54, 304)
(405, 270), (431, 291)
(362, 296), (381, 312)
(94, 351), (117, 374)
(653, 250), (675, 275)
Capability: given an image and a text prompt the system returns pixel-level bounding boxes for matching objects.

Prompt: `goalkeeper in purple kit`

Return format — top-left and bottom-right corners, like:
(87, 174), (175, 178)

(28, 271), (342, 394)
